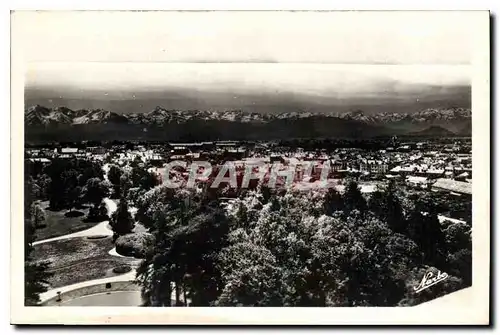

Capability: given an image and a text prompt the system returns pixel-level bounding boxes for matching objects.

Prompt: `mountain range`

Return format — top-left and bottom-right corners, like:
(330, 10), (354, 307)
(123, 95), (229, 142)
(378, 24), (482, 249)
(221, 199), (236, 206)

(25, 105), (472, 143)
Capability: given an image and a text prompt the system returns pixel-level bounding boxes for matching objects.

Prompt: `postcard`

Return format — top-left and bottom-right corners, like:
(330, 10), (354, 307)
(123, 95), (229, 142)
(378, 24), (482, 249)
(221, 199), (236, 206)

(10, 10), (490, 325)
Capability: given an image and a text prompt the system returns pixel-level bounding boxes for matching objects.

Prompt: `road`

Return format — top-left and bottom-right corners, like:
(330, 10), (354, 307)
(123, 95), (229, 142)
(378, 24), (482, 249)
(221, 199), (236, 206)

(33, 198), (118, 246)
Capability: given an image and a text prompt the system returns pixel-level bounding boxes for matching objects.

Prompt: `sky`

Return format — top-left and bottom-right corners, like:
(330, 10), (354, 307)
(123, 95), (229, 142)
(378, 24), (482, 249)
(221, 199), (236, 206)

(26, 63), (470, 97)
(17, 11), (476, 113)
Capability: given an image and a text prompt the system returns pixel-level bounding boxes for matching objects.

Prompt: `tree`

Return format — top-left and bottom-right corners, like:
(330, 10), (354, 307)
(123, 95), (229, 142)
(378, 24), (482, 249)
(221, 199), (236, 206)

(126, 187), (148, 208)
(25, 176), (39, 206)
(67, 186), (82, 212)
(181, 207), (230, 306)
(323, 188), (344, 215)
(83, 178), (110, 205)
(225, 193), (318, 306)
(234, 201), (249, 229)
(260, 185), (272, 204)
(443, 222), (472, 286)
(308, 213), (410, 307)
(216, 242), (284, 306)
(106, 165), (116, 183)
(25, 169), (52, 305)
(83, 178), (111, 221)
(343, 180), (367, 213)
(109, 198), (135, 238)
(29, 202), (46, 228)
(443, 222), (471, 253)
(131, 166), (160, 191)
(368, 190), (385, 217)
(45, 158), (105, 210)
(141, 171), (161, 191)
(76, 160), (104, 186)
(135, 185), (179, 230)
(25, 209), (51, 305)
(119, 172), (133, 198)
(406, 200), (446, 266)
(25, 257), (51, 305)
(137, 188), (230, 307)
(108, 165), (123, 198)
(61, 169), (81, 211)
(447, 249), (472, 287)
(87, 200), (109, 222)
(34, 174), (51, 200)
(369, 181), (405, 233)
(130, 156), (144, 168)
(384, 183), (405, 233)
(45, 159), (70, 210)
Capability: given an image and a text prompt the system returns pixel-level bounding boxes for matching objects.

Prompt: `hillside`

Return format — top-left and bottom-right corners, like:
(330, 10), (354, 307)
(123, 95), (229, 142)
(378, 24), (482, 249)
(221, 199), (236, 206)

(408, 126), (457, 137)
(24, 105), (471, 143)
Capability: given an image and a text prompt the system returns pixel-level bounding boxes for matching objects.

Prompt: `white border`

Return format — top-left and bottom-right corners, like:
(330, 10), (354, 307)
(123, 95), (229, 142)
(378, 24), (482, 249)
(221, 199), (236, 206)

(8, 9), (491, 325)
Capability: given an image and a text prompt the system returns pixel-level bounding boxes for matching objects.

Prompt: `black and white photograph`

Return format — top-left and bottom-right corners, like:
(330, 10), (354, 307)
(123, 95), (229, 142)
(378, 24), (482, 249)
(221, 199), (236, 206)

(10, 10), (490, 325)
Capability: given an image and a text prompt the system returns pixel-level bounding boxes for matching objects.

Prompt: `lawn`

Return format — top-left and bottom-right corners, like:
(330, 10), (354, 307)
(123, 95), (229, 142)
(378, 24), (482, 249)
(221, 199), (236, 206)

(34, 201), (97, 241)
(33, 236), (140, 288)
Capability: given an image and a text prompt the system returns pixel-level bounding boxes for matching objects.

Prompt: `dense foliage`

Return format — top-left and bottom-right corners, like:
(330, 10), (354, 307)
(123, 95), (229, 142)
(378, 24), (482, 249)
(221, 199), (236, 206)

(24, 176), (52, 306)
(135, 179), (471, 306)
(107, 164), (123, 198)
(115, 232), (154, 258)
(110, 197), (135, 238)
(44, 159), (104, 210)
(23, 156), (471, 307)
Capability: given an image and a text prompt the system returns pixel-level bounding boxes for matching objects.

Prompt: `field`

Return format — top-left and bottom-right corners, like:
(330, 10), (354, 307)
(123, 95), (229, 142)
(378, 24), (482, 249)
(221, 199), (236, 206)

(33, 236), (140, 288)
(34, 201), (96, 241)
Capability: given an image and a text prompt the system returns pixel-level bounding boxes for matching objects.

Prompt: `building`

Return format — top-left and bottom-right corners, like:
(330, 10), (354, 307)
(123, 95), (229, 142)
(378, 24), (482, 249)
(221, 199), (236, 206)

(406, 176), (429, 189)
(416, 142), (427, 150)
(215, 141), (239, 151)
(330, 159), (346, 172)
(397, 145), (412, 152)
(330, 182), (380, 195)
(270, 155), (285, 164)
(186, 152), (203, 161)
(148, 154), (165, 166)
(87, 147), (106, 155)
(390, 165), (415, 176)
(425, 168), (445, 178)
(455, 171), (470, 182)
(437, 215), (469, 226)
(432, 178), (472, 196)
(26, 149), (41, 157)
(359, 160), (389, 175)
(168, 142), (215, 154)
(29, 158), (51, 164)
(170, 145), (190, 155)
(60, 147), (79, 154)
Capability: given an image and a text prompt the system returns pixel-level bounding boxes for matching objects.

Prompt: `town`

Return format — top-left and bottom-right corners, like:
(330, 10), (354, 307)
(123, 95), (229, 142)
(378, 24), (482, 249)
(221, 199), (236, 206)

(26, 136), (472, 218)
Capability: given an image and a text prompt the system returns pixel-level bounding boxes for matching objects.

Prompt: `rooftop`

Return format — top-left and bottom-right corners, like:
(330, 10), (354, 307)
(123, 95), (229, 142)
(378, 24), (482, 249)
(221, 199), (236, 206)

(432, 178), (472, 195)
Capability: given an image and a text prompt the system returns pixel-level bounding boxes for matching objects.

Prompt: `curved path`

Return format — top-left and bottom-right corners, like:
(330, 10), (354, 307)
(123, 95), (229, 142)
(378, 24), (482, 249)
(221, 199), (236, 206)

(33, 198), (118, 246)
(40, 269), (137, 302)
(108, 247), (137, 259)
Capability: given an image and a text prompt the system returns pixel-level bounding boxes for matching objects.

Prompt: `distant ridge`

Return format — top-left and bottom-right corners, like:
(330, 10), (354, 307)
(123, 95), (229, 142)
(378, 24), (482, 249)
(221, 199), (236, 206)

(408, 125), (457, 137)
(24, 105), (471, 142)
